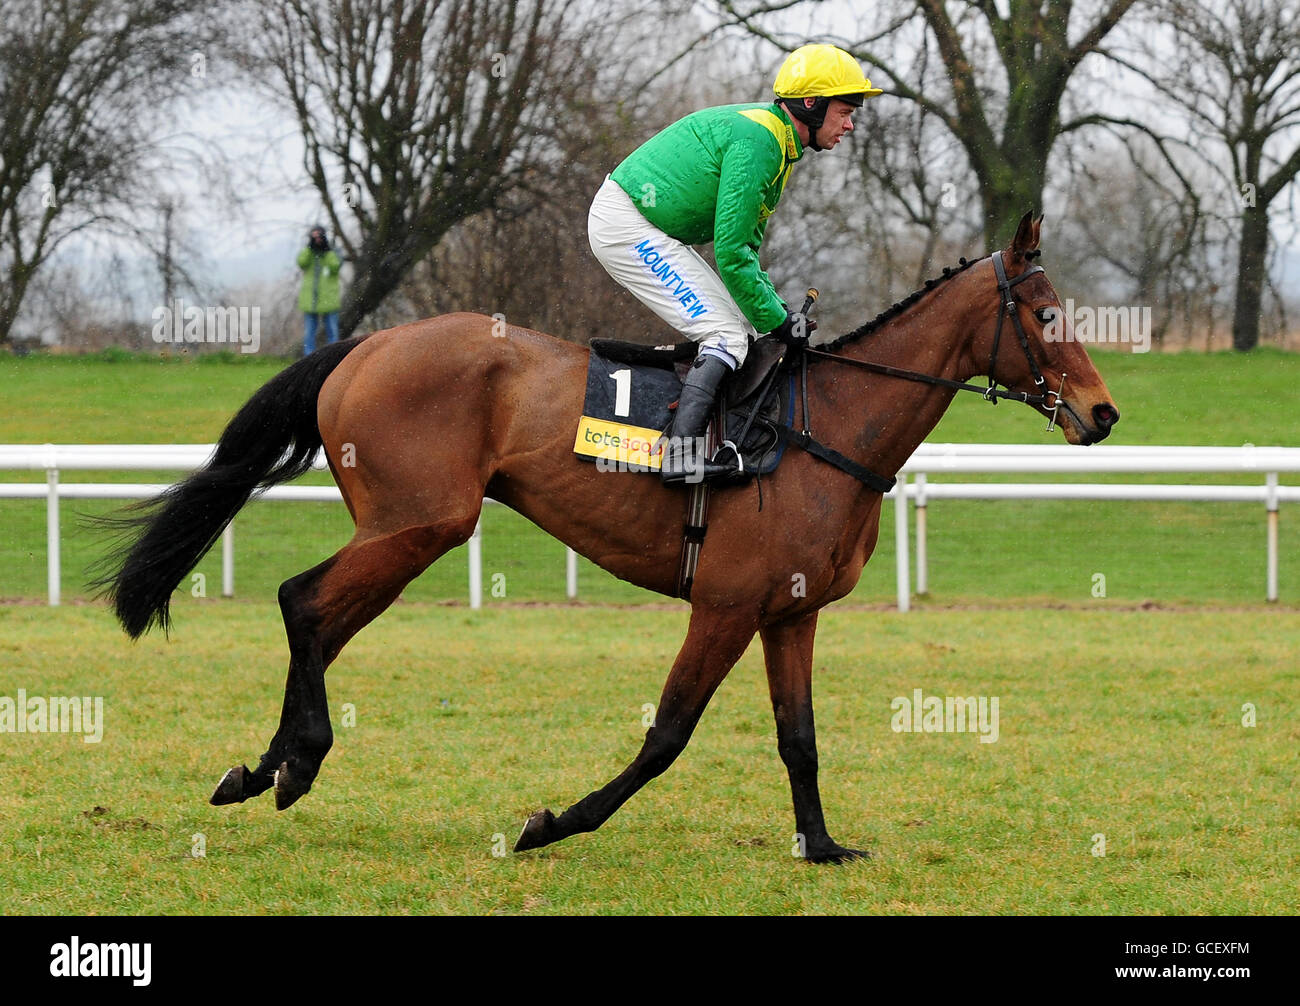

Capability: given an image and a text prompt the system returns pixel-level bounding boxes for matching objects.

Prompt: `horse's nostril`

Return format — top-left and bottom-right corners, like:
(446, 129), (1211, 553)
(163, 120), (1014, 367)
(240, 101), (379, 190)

(1093, 403), (1119, 428)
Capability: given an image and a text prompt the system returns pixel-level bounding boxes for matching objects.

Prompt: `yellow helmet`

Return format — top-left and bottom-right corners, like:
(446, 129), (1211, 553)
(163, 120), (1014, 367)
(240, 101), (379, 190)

(773, 44), (882, 106)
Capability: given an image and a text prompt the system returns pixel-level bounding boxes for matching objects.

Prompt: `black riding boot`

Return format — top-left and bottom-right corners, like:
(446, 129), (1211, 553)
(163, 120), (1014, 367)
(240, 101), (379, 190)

(660, 354), (739, 485)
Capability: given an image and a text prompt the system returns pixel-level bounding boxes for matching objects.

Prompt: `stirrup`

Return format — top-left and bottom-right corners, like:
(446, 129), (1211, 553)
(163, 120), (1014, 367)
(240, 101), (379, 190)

(660, 436), (739, 486)
(707, 441), (748, 485)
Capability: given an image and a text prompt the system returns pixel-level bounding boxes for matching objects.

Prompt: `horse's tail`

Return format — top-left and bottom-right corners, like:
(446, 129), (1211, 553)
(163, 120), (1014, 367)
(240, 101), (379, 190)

(91, 337), (368, 639)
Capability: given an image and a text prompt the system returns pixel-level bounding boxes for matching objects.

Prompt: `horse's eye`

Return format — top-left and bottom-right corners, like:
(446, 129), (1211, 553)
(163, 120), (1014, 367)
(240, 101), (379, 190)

(1035, 307), (1058, 325)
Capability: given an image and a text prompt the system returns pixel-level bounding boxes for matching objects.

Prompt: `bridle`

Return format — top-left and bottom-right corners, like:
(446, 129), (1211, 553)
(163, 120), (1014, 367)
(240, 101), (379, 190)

(804, 251), (1070, 432)
(762, 251), (1085, 494)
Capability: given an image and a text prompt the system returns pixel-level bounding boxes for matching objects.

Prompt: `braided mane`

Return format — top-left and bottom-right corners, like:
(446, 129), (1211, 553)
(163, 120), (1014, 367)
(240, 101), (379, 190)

(821, 254), (983, 352)
(819, 248), (1041, 352)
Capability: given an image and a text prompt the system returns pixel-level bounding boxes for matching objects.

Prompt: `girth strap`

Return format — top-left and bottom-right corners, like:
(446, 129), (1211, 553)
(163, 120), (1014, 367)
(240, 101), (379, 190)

(775, 425), (896, 493)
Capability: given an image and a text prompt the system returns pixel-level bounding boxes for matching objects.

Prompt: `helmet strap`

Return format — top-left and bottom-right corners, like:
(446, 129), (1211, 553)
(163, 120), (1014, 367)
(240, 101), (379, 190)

(781, 96), (831, 151)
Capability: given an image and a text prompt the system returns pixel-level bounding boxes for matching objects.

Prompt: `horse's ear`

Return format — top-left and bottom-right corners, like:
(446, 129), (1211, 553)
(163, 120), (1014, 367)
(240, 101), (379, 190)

(1032, 213), (1043, 249)
(1010, 210), (1036, 258)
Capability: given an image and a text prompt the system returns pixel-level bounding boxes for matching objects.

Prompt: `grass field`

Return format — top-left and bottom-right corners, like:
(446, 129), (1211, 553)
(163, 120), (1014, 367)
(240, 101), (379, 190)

(1, 348), (1297, 915)
(0, 603), (1296, 915)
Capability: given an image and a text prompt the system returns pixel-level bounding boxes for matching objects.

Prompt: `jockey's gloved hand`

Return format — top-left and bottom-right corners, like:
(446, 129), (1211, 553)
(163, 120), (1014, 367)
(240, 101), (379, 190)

(769, 308), (817, 347)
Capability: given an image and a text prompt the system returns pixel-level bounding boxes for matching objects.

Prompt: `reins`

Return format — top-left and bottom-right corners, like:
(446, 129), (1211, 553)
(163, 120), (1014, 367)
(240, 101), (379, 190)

(774, 250), (1070, 492)
(805, 252), (1062, 415)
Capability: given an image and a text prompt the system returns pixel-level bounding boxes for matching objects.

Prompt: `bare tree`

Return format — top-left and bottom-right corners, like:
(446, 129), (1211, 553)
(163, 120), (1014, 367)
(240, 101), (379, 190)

(0, 0), (208, 346)
(248, 0), (602, 338)
(392, 1), (748, 345)
(1123, 0), (1300, 351)
(847, 34), (981, 299)
(714, 0), (1152, 246)
(1050, 128), (1211, 347)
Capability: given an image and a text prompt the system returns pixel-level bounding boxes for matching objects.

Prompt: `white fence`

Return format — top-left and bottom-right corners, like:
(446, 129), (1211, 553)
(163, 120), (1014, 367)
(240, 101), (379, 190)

(894, 444), (1299, 611)
(2, 443), (1297, 611)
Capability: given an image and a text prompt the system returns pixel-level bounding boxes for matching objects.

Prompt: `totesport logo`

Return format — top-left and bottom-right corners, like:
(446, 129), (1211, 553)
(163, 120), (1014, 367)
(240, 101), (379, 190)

(573, 416), (665, 470)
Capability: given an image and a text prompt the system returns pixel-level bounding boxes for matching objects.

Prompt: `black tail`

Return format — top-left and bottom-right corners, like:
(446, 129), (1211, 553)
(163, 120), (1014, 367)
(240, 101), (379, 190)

(90, 338), (367, 639)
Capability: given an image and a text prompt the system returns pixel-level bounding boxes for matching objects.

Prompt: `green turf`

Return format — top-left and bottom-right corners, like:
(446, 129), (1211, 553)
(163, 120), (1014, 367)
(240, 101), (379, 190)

(0, 603), (1294, 915)
(0, 349), (283, 444)
(1, 349), (1296, 607)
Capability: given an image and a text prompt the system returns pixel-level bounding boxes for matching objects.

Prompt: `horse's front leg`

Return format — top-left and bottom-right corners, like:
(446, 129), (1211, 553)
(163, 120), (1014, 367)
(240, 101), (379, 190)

(515, 605), (759, 853)
(760, 611), (870, 864)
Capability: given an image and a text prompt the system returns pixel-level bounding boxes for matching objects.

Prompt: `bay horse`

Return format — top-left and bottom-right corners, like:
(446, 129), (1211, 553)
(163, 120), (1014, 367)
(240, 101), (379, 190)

(97, 212), (1118, 863)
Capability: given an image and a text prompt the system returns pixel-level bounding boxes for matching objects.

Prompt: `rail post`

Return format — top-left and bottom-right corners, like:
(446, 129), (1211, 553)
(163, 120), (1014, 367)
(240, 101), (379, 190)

(894, 475), (910, 613)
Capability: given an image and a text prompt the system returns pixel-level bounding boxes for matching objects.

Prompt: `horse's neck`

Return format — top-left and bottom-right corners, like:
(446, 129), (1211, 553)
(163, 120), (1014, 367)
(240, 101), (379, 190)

(816, 287), (978, 479)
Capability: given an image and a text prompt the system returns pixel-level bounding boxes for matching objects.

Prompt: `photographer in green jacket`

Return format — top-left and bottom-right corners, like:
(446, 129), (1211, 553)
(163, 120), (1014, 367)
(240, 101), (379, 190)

(298, 224), (342, 355)
(588, 44), (881, 483)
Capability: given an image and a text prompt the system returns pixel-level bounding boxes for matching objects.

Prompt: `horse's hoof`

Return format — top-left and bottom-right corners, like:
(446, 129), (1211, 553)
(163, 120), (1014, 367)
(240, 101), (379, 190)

(806, 845), (872, 865)
(514, 809), (559, 852)
(273, 761), (311, 811)
(210, 764), (251, 805)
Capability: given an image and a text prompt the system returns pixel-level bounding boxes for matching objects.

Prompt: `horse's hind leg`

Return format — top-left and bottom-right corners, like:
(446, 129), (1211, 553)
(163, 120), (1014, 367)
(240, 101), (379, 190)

(210, 515), (476, 809)
(515, 605), (759, 852)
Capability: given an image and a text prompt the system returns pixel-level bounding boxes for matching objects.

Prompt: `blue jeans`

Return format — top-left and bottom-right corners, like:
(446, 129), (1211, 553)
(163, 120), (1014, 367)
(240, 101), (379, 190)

(303, 312), (339, 355)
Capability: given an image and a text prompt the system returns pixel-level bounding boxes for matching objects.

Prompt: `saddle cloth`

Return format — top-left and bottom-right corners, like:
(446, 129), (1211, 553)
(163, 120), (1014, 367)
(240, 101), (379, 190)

(573, 338), (792, 478)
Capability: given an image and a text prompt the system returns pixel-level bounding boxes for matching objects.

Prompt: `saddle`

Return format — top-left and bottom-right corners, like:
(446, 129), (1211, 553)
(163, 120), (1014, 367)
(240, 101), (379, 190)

(573, 331), (898, 599)
(573, 335), (793, 483)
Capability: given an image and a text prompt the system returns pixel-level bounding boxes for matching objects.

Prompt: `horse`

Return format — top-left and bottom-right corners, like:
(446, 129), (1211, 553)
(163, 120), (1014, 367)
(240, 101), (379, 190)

(96, 211), (1118, 863)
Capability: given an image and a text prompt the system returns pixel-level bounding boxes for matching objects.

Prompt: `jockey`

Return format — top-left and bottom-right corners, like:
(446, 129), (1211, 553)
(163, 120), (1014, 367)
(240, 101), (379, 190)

(588, 43), (881, 484)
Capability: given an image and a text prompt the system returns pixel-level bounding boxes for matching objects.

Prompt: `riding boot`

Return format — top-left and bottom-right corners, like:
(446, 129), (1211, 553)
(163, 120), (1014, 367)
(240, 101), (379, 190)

(660, 354), (739, 485)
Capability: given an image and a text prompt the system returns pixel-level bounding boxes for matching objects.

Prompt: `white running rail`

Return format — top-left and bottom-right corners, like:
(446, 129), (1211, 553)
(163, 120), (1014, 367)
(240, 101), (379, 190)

(2, 443), (1297, 610)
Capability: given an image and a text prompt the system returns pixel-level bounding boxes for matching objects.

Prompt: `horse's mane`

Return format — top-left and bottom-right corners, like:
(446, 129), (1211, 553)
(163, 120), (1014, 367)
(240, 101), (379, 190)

(821, 255), (983, 352)
(820, 248), (1041, 352)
